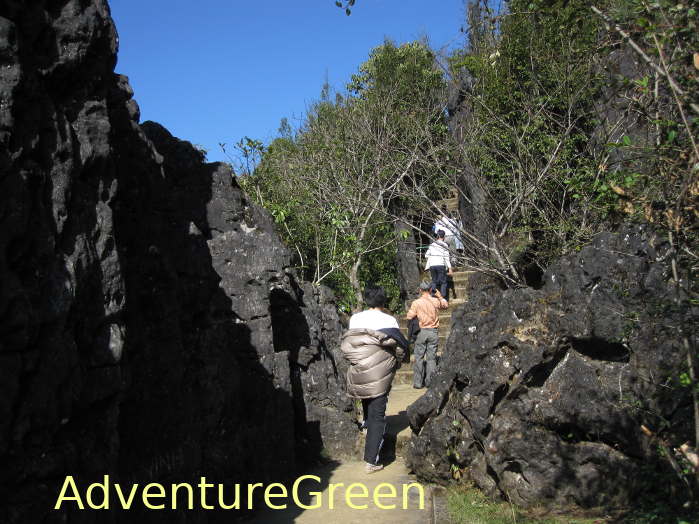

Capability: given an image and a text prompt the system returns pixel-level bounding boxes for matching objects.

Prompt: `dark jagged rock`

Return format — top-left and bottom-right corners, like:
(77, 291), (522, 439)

(406, 226), (695, 509)
(445, 70), (491, 257)
(0, 2), (353, 522)
(395, 220), (421, 307)
(590, 47), (657, 171)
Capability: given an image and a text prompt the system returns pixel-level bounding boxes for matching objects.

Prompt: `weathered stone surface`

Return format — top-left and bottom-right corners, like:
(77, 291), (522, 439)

(590, 47), (658, 171)
(446, 69), (491, 254)
(395, 219), (421, 308)
(0, 2), (353, 523)
(406, 226), (695, 509)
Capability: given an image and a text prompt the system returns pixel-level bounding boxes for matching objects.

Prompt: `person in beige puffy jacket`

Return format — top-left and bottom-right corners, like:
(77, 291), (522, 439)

(341, 286), (407, 474)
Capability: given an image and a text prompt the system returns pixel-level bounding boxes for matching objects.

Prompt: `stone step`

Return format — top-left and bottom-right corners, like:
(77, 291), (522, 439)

(441, 197), (458, 210)
(450, 272), (475, 284)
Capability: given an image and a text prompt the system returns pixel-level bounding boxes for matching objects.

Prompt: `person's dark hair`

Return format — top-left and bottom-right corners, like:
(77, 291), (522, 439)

(436, 229), (446, 239)
(364, 286), (387, 308)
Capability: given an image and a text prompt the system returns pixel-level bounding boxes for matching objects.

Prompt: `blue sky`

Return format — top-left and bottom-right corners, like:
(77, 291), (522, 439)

(109, 1), (467, 164)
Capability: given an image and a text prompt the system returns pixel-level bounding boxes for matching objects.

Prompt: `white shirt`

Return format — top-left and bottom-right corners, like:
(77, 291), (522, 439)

(434, 215), (459, 237)
(349, 309), (399, 330)
(425, 240), (451, 270)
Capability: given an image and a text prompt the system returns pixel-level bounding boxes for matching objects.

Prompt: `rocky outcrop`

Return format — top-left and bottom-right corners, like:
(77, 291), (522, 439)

(446, 69), (491, 255)
(406, 226), (695, 509)
(395, 220), (421, 307)
(0, 2), (353, 523)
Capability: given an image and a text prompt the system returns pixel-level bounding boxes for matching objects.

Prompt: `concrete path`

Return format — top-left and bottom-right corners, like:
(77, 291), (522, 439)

(251, 193), (472, 522)
(249, 458), (429, 524)
(249, 385), (430, 523)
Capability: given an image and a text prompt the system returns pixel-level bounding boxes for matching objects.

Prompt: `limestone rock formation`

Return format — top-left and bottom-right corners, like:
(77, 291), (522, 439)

(0, 2), (354, 522)
(395, 220), (421, 308)
(406, 226), (695, 509)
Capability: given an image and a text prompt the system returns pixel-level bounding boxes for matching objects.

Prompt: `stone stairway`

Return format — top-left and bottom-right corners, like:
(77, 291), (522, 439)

(442, 196), (459, 211)
(250, 194), (469, 523)
(394, 269), (473, 387)
(249, 287), (473, 522)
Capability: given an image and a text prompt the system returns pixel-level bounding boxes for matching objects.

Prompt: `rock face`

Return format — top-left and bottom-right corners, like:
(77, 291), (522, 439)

(445, 70), (494, 268)
(395, 220), (421, 307)
(0, 2), (353, 523)
(406, 226), (695, 509)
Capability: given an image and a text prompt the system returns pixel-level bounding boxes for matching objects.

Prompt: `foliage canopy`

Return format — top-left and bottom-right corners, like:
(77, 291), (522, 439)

(241, 40), (452, 311)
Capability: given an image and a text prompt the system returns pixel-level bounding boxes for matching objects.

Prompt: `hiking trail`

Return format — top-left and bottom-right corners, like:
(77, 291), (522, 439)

(251, 196), (469, 523)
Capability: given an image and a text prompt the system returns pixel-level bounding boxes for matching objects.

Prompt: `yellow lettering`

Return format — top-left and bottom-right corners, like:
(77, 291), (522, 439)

(114, 483), (139, 509)
(345, 482), (369, 509)
(171, 483), (193, 510)
(198, 477), (214, 509)
(247, 483), (264, 509)
(86, 475), (110, 509)
(54, 476), (84, 510)
(328, 482), (344, 510)
(142, 483), (165, 509)
(264, 483), (288, 509)
(402, 482), (424, 510)
(373, 482), (397, 509)
(292, 475), (322, 510)
(218, 483), (240, 510)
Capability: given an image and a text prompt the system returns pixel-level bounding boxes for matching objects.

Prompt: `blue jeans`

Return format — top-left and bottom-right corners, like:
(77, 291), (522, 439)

(430, 265), (448, 298)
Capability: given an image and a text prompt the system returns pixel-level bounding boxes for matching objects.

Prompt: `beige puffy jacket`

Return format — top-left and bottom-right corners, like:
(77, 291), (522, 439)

(340, 328), (404, 399)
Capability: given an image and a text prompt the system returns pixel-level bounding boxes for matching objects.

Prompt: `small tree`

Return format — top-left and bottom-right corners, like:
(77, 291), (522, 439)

(244, 41), (455, 310)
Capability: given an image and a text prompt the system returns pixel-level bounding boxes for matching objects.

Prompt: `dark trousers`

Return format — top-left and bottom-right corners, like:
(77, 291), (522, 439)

(361, 393), (388, 465)
(430, 265), (448, 298)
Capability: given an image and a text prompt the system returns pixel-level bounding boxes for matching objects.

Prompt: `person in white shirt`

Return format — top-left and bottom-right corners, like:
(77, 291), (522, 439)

(424, 230), (452, 300)
(348, 306), (399, 330)
(433, 206), (463, 252)
(344, 286), (408, 474)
